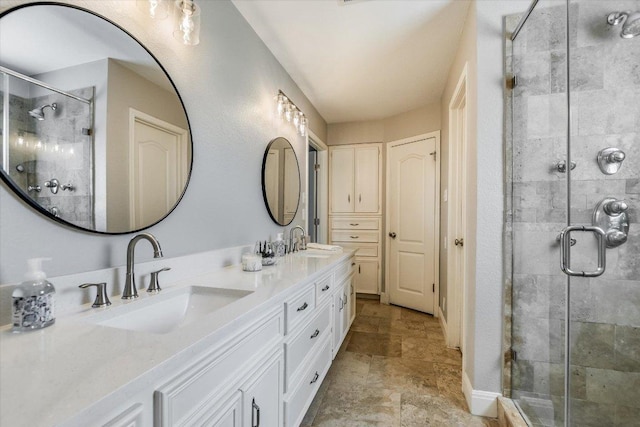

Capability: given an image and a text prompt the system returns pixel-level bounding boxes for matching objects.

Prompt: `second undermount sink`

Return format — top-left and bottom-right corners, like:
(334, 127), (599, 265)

(85, 286), (253, 335)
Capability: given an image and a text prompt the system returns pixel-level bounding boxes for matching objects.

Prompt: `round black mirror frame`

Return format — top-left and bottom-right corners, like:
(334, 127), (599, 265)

(0, 2), (193, 235)
(261, 137), (301, 226)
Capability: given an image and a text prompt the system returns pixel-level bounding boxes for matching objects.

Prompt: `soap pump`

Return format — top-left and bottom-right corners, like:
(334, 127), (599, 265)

(12, 258), (56, 332)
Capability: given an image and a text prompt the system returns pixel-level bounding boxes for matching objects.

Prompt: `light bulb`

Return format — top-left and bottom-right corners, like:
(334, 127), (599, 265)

(285, 103), (293, 122)
(277, 94), (287, 116)
(174, 0), (200, 46)
(299, 116), (307, 136)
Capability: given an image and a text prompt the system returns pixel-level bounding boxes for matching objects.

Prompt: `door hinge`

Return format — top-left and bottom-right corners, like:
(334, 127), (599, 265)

(507, 75), (518, 89)
(314, 163), (320, 171)
(313, 218), (320, 226)
(511, 349), (518, 362)
(432, 283), (435, 293)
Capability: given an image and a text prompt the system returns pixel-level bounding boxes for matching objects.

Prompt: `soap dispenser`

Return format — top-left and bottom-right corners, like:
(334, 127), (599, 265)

(12, 258), (56, 332)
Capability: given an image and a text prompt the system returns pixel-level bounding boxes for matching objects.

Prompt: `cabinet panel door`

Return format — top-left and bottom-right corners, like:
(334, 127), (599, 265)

(330, 148), (354, 213)
(349, 277), (356, 326)
(354, 146), (380, 213)
(332, 283), (345, 358)
(241, 354), (282, 427)
(355, 260), (379, 294)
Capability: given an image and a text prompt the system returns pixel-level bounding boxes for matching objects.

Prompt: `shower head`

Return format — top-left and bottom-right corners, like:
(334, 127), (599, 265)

(608, 11), (640, 39)
(28, 103), (57, 120)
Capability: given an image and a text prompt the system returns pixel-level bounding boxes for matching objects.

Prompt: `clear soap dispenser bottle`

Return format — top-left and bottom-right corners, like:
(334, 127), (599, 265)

(12, 258), (56, 332)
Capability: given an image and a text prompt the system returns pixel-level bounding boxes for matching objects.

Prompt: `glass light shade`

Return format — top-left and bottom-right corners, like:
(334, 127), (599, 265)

(276, 93), (287, 116)
(299, 116), (307, 136)
(173, 0), (201, 46)
(285, 103), (294, 122)
(293, 109), (301, 127)
(137, 0), (169, 20)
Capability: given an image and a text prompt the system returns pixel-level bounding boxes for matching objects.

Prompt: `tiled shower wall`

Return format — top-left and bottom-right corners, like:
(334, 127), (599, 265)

(2, 78), (94, 229)
(507, 1), (640, 426)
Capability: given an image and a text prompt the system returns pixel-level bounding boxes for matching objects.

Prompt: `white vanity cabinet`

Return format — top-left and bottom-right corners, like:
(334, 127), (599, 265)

(154, 307), (283, 427)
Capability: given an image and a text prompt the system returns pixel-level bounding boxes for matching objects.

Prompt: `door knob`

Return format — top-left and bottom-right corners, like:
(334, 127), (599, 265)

(389, 232), (397, 238)
(455, 238), (464, 247)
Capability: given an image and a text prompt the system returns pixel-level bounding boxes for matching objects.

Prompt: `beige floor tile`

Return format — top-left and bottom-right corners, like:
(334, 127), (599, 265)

(379, 317), (428, 337)
(303, 299), (497, 426)
(312, 384), (401, 427)
(350, 315), (381, 333)
(367, 355), (438, 394)
(346, 331), (402, 357)
(400, 393), (496, 427)
(361, 303), (402, 320)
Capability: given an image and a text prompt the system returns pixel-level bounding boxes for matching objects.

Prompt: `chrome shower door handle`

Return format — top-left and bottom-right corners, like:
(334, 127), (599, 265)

(559, 225), (606, 277)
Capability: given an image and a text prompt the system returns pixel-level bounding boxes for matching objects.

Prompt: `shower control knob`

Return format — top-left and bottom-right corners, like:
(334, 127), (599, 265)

(607, 151), (625, 163)
(604, 200), (628, 216)
(606, 230), (627, 247)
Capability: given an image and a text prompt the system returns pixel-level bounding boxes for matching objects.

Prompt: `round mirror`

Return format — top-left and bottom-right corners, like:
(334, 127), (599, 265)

(261, 137), (300, 226)
(0, 4), (192, 234)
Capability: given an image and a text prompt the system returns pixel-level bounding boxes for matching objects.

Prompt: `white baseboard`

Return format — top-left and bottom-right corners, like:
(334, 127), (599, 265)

(462, 372), (500, 417)
(380, 292), (390, 304)
(438, 306), (448, 344)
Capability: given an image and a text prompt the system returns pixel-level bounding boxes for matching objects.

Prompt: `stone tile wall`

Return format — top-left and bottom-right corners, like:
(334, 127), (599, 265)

(507, 1), (640, 426)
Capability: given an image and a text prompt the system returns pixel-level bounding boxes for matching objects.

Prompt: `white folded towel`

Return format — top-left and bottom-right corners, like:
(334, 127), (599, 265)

(307, 243), (343, 252)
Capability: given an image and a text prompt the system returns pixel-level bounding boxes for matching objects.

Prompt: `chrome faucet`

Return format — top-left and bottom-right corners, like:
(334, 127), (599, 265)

(122, 233), (163, 299)
(290, 226), (307, 252)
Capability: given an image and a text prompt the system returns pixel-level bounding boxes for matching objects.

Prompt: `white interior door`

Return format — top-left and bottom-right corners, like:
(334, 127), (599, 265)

(387, 136), (438, 314)
(130, 110), (188, 230)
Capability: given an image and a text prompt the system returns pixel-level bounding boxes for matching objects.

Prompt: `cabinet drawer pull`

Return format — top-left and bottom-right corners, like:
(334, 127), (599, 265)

(350, 235), (359, 239)
(310, 329), (320, 339)
(310, 371), (319, 385)
(252, 398), (260, 427)
(348, 194), (350, 203)
(350, 223), (359, 226)
(359, 194), (361, 203)
(297, 302), (309, 312)
(321, 285), (330, 292)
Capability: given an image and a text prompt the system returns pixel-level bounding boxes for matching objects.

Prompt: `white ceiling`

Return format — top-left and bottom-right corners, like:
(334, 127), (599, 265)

(232, 0), (471, 124)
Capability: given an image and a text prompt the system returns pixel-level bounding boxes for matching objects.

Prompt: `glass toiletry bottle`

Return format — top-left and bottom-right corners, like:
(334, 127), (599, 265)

(273, 233), (286, 258)
(12, 258), (56, 332)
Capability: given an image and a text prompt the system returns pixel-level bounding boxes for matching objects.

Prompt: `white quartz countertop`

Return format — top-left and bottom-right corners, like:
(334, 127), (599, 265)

(0, 249), (353, 427)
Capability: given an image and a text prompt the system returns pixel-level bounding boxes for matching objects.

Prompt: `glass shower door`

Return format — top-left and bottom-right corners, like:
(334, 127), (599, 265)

(566, 0), (640, 425)
(509, 1), (569, 425)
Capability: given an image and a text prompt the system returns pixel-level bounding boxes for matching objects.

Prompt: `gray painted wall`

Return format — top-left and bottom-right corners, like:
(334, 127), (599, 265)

(0, 0), (326, 283)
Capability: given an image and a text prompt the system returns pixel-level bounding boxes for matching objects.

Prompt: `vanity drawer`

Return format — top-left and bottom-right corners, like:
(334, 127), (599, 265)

(315, 274), (333, 304)
(333, 258), (355, 284)
(285, 301), (331, 391)
(331, 217), (380, 230)
(336, 242), (379, 258)
(284, 334), (332, 427)
(284, 287), (315, 334)
(331, 230), (379, 243)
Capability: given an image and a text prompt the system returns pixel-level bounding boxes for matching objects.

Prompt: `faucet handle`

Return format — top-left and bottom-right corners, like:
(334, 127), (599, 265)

(79, 282), (111, 308)
(148, 267), (171, 293)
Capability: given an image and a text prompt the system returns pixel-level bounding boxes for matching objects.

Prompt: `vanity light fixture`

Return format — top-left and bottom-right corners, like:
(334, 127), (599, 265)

(276, 90), (307, 137)
(139, 0), (169, 20)
(174, 0), (201, 46)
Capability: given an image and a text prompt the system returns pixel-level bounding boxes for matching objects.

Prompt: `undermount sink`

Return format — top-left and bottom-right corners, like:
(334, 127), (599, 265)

(85, 286), (252, 334)
(297, 250), (333, 259)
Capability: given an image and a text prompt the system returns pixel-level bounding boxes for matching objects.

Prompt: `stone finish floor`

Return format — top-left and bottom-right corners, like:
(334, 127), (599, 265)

(301, 298), (499, 426)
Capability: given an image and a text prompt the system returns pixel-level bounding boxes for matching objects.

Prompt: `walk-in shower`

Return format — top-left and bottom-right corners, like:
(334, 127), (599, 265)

(505, 0), (639, 425)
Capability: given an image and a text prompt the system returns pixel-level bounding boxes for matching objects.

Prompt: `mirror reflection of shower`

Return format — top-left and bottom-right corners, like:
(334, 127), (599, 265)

(0, 65), (94, 228)
(28, 102), (57, 120)
(608, 11), (640, 38)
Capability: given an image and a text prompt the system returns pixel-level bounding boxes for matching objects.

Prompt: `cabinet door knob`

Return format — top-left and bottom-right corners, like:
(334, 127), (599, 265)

(455, 238), (464, 247)
(389, 232), (397, 238)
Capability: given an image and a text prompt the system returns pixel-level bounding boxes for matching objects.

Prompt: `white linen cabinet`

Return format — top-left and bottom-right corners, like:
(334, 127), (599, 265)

(329, 143), (382, 294)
